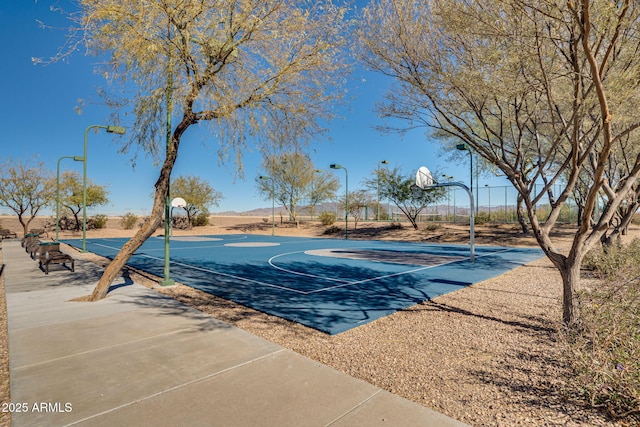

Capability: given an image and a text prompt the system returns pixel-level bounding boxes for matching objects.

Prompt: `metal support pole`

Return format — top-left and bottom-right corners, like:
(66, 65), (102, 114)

(420, 181), (474, 263)
(377, 160), (388, 220)
(82, 124), (125, 252)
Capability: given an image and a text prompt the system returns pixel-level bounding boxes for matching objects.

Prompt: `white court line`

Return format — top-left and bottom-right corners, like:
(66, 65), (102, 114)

(305, 258), (464, 294)
(88, 242), (308, 294)
(268, 251), (354, 284)
(267, 249), (463, 294)
(142, 244), (232, 252)
(270, 247), (517, 294)
(140, 253), (308, 294)
(86, 241), (518, 296)
(121, 235), (250, 252)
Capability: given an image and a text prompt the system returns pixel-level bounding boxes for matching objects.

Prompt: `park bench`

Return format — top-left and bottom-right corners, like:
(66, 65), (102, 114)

(22, 233), (40, 248)
(29, 228), (49, 238)
(0, 229), (17, 240)
(26, 239), (42, 259)
(39, 250), (74, 275)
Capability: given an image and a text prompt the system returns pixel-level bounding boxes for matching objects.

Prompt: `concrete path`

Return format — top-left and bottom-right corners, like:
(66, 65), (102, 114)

(2, 240), (469, 426)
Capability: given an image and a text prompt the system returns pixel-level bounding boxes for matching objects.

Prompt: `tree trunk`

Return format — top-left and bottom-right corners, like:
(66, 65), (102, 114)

(90, 202), (165, 300)
(516, 193), (529, 234)
(89, 117), (187, 301)
(72, 211), (81, 231)
(558, 255), (581, 326)
(18, 215), (34, 236)
(576, 204), (583, 227)
(18, 216), (27, 236)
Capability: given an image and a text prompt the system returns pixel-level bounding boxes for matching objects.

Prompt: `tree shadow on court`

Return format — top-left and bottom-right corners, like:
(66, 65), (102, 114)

(78, 241), (544, 335)
(120, 255), (473, 334)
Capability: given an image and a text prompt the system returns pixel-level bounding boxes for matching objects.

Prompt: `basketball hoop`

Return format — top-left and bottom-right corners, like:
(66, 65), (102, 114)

(414, 165), (475, 263)
(416, 166), (435, 189)
(168, 197), (187, 238)
(171, 197), (186, 208)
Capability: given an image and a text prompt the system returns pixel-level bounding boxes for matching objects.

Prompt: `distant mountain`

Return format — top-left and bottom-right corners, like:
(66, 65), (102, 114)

(213, 207), (288, 217)
(213, 202), (340, 217)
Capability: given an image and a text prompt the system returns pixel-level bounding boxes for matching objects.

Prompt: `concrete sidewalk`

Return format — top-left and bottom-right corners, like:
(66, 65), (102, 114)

(3, 240), (468, 427)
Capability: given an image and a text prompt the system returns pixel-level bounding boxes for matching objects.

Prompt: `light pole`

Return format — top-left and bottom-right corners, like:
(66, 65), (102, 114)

(56, 155), (84, 241)
(485, 184), (491, 221)
(505, 186), (508, 224)
(83, 125), (126, 252)
(377, 160), (389, 221)
(260, 175), (275, 236)
(330, 164), (348, 239)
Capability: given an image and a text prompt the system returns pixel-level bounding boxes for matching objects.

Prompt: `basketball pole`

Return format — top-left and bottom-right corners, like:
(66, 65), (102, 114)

(416, 168), (474, 263)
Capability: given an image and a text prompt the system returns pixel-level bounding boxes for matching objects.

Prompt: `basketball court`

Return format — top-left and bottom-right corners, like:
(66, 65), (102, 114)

(62, 235), (543, 334)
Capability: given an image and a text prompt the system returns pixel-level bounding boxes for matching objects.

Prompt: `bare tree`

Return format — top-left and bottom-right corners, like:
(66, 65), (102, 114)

(358, 0), (640, 325)
(49, 0), (351, 300)
(0, 159), (55, 236)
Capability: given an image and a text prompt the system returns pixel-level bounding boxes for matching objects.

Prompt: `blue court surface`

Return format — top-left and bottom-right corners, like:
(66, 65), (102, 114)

(63, 235), (544, 334)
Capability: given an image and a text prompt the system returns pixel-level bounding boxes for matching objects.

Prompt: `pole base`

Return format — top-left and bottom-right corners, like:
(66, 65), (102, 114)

(160, 278), (175, 287)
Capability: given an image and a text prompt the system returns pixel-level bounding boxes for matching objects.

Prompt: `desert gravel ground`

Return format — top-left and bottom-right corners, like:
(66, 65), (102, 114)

(0, 216), (631, 426)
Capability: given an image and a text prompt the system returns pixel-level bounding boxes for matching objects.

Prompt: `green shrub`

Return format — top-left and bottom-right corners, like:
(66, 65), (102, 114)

(323, 225), (341, 235)
(424, 223), (440, 232)
(191, 212), (209, 227)
(377, 212), (390, 221)
(89, 214), (108, 229)
(56, 216), (76, 231)
(171, 216), (190, 229)
(563, 239), (640, 423)
(319, 211), (336, 226)
(474, 211), (490, 224)
(120, 212), (138, 230)
(387, 221), (403, 230)
(582, 240), (640, 276)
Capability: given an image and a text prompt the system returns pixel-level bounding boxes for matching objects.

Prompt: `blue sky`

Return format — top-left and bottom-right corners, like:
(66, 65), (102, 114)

(0, 1), (506, 216)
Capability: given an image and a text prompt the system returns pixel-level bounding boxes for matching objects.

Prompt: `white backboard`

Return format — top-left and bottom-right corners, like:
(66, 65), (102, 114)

(171, 197), (187, 208)
(416, 166), (434, 189)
